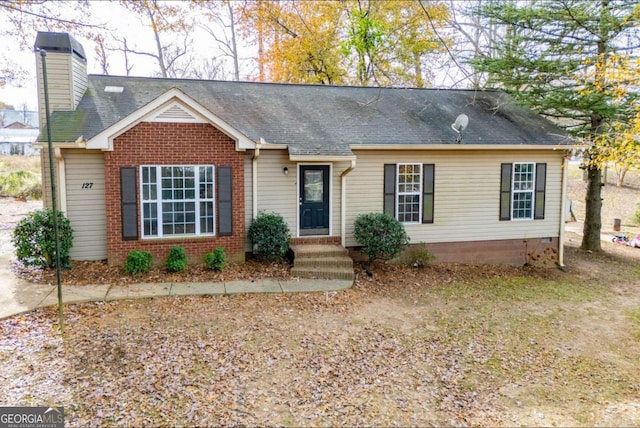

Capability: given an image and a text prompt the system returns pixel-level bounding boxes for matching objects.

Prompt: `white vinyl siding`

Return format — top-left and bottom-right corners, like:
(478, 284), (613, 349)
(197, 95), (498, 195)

(36, 51), (87, 129)
(346, 150), (564, 247)
(40, 149), (55, 209)
(254, 151), (298, 234)
(64, 150), (107, 260)
(249, 151), (346, 241)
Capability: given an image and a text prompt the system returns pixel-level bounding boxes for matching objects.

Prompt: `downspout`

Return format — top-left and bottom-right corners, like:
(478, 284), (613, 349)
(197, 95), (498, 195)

(252, 140), (263, 219)
(340, 159), (356, 247)
(55, 148), (67, 214)
(558, 154), (568, 268)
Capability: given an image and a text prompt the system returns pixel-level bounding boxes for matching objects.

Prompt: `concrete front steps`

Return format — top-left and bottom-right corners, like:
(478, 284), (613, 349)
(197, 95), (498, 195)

(290, 244), (354, 282)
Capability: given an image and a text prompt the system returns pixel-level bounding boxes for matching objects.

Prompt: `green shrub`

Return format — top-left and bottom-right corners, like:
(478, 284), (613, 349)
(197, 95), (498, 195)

(124, 250), (153, 275)
(166, 246), (187, 272)
(204, 247), (227, 270)
(248, 211), (291, 261)
(0, 170), (41, 199)
(12, 208), (73, 268)
(354, 212), (409, 263)
(398, 243), (435, 268)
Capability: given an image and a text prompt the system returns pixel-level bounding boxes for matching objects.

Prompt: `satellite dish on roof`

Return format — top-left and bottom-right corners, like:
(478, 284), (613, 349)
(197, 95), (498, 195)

(451, 114), (469, 143)
(451, 114), (469, 133)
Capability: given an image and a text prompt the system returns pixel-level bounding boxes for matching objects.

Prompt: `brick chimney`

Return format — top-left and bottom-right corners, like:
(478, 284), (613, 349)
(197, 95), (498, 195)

(34, 32), (88, 130)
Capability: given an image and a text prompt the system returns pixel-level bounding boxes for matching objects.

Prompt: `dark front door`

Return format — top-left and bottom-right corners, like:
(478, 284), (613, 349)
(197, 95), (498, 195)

(299, 165), (330, 236)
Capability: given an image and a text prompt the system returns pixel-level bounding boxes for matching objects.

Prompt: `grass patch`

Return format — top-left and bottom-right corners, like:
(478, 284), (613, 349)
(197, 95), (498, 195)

(432, 275), (603, 304)
(626, 308), (640, 340)
(415, 261), (640, 425)
(428, 300), (639, 425)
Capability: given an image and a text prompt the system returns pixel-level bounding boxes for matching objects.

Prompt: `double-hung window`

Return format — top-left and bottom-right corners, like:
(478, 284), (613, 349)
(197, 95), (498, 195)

(384, 163), (435, 224)
(141, 165), (215, 237)
(500, 162), (546, 221)
(512, 162), (535, 219)
(397, 163), (422, 223)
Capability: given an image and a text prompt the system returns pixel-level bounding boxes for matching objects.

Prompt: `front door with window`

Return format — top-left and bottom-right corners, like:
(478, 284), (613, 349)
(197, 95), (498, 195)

(299, 165), (330, 236)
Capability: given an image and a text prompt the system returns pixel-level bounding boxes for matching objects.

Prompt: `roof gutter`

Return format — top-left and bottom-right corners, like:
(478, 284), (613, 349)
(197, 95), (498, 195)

(340, 159), (356, 247)
(350, 144), (582, 151)
(289, 154), (357, 162)
(33, 138), (86, 149)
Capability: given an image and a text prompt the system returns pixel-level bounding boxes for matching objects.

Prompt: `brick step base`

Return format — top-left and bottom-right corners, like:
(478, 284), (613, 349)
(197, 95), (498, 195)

(290, 244), (354, 282)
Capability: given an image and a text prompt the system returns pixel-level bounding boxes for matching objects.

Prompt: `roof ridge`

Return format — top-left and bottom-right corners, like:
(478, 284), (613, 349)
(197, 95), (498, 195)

(86, 74), (503, 93)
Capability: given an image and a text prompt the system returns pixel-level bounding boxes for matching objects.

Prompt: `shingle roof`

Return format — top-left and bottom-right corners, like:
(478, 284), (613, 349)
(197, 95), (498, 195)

(43, 75), (574, 155)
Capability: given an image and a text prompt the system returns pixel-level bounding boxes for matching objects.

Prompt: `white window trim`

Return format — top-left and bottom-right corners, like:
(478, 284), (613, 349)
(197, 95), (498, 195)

(511, 162), (535, 221)
(396, 163), (422, 224)
(140, 165), (216, 238)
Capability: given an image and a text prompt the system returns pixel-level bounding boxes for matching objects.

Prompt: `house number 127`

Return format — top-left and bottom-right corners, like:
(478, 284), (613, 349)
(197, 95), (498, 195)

(81, 182), (94, 189)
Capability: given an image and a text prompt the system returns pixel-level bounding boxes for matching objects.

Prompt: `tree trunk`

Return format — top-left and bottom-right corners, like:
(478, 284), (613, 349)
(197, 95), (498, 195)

(413, 51), (424, 88)
(227, 1), (240, 81)
(616, 167), (627, 187)
(581, 24), (606, 252)
(581, 165), (603, 251)
(257, 22), (265, 82)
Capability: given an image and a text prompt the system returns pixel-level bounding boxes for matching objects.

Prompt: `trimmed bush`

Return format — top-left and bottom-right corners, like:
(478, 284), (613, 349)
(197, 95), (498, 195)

(166, 246), (187, 272)
(12, 208), (73, 268)
(248, 211), (291, 261)
(354, 212), (409, 263)
(204, 247), (227, 271)
(124, 250), (153, 275)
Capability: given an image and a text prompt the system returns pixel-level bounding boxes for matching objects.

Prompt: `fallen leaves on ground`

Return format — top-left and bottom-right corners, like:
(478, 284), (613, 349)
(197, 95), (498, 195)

(3, 240), (640, 426)
(11, 258), (293, 286)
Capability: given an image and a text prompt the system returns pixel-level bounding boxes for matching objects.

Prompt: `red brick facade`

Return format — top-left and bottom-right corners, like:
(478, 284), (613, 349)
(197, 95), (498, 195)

(349, 237), (559, 266)
(104, 122), (245, 266)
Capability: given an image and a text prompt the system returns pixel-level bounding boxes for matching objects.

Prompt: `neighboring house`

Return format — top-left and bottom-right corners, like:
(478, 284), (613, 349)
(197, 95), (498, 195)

(0, 111), (40, 156)
(0, 110), (39, 128)
(34, 32), (576, 267)
(0, 127), (40, 156)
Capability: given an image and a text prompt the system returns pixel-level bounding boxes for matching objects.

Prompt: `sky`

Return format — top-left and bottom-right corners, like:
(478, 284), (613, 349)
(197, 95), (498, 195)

(0, 2), (239, 112)
(0, 0), (469, 114)
(0, 41), (39, 111)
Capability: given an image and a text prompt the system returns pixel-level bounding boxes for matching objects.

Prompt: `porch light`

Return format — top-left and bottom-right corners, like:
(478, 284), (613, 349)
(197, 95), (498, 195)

(283, 167), (289, 175)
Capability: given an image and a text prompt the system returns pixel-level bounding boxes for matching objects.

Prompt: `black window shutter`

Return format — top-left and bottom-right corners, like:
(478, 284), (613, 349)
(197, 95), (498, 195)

(217, 166), (233, 236)
(383, 164), (396, 217)
(534, 163), (547, 220)
(499, 163), (512, 221)
(120, 167), (138, 240)
(422, 164), (435, 224)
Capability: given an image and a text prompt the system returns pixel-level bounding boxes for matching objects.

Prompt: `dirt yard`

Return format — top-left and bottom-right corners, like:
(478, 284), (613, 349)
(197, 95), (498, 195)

(1, 195), (640, 426)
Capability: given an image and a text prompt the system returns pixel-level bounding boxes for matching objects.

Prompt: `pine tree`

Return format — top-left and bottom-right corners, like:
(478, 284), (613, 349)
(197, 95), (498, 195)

(472, 0), (640, 251)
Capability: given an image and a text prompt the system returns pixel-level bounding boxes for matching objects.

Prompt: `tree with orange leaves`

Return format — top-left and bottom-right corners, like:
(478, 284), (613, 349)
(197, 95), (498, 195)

(238, 0), (449, 87)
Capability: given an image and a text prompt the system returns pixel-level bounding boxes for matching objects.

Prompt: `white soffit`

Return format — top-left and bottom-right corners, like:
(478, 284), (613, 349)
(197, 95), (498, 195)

(147, 101), (207, 123)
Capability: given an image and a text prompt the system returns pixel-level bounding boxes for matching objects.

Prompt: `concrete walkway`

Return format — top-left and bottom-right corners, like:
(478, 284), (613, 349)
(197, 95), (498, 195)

(0, 249), (353, 320)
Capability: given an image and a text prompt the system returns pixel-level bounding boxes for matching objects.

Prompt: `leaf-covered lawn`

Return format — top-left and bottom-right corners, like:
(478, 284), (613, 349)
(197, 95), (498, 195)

(2, 243), (640, 427)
